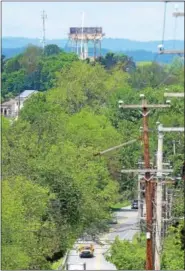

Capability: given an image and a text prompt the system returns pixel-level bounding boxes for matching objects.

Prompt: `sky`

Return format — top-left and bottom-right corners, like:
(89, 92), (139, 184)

(2, 2), (184, 41)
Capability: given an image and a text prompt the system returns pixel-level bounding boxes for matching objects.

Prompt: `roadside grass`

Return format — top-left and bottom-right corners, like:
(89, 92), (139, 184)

(132, 232), (146, 244)
(111, 200), (130, 210)
(137, 61), (152, 66)
(51, 257), (63, 270)
(132, 232), (140, 244)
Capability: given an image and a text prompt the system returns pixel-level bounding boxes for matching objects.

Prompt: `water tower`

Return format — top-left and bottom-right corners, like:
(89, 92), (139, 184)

(68, 27), (105, 60)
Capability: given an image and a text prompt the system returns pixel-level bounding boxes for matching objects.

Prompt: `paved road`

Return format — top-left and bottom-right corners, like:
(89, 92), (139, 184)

(67, 206), (138, 270)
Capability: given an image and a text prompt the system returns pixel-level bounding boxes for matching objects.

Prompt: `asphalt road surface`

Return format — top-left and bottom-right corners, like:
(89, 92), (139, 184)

(67, 206), (138, 270)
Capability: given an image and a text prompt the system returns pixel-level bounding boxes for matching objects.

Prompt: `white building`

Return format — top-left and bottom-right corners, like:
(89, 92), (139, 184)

(1, 90), (38, 118)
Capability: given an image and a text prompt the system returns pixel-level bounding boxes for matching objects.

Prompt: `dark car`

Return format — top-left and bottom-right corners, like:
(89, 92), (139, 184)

(79, 245), (94, 258)
(131, 200), (138, 209)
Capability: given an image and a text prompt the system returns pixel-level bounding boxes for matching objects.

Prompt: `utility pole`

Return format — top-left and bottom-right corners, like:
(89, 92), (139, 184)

(158, 3), (184, 56)
(154, 123), (184, 270)
(18, 89), (21, 117)
(158, 49), (184, 55)
(172, 140), (177, 155)
(155, 122), (164, 271)
(173, 11), (184, 17)
(142, 97), (153, 271)
(119, 94), (170, 270)
(41, 10), (47, 49)
(182, 162), (185, 181)
(164, 92), (184, 98)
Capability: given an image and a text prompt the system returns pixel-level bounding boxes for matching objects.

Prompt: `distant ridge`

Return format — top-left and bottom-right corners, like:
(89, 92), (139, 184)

(2, 37), (184, 64)
(2, 37), (184, 52)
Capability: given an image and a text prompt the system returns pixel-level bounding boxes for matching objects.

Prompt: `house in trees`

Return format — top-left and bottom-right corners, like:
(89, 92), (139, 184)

(1, 90), (37, 118)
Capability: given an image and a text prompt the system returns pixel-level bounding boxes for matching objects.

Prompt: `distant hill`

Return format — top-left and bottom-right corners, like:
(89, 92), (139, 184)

(2, 37), (68, 49)
(2, 47), (177, 64)
(2, 37), (183, 63)
(2, 47), (26, 58)
(101, 38), (184, 52)
(2, 46), (110, 59)
(123, 50), (175, 64)
(3, 37), (184, 52)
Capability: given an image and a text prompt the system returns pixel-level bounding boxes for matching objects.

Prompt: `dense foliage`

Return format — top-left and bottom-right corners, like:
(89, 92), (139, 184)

(2, 45), (184, 269)
(106, 236), (145, 269)
(1, 44), (78, 101)
(161, 221), (184, 270)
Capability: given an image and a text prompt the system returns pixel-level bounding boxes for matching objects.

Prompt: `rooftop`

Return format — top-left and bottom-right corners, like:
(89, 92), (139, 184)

(16, 90), (38, 99)
(2, 99), (16, 106)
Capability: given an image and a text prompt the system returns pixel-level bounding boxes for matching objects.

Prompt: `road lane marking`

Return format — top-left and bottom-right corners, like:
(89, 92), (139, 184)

(95, 245), (102, 270)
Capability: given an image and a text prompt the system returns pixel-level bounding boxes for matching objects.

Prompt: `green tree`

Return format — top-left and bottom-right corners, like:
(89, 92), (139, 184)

(19, 45), (43, 75)
(1, 46), (78, 99)
(1, 54), (6, 72)
(162, 222), (184, 270)
(2, 69), (26, 98)
(130, 62), (169, 90)
(97, 52), (136, 72)
(107, 237), (145, 270)
(2, 46), (184, 270)
(2, 177), (57, 270)
(48, 61), (126, 114)
(4, 57), (21, 73)
(44, 44), (61, 56)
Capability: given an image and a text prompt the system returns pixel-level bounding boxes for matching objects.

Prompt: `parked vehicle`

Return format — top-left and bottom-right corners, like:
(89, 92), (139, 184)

(131, 199), (138, 209)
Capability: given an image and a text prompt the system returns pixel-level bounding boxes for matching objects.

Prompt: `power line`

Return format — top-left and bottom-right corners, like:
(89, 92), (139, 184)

(162, 1), (167, 46)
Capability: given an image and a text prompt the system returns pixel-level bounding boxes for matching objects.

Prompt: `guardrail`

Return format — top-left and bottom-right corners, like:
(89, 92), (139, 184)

(59, 249), (69, 270)
(66, 263), (86, 270)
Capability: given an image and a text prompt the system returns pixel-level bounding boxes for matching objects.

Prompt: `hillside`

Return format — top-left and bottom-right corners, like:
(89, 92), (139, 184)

(2, 37), (184, 52)
(2, 37), (180, 64)
(2, 47), (176, 64)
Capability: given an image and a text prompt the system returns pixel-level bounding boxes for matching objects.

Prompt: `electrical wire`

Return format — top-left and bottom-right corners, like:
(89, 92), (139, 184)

(173, 15), (178, 49)
(162, 2), (168, 47)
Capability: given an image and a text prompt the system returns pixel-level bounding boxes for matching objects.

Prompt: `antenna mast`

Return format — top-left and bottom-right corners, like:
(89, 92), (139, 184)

(80, 11), (85, 59)
(41, 10), (47, 49)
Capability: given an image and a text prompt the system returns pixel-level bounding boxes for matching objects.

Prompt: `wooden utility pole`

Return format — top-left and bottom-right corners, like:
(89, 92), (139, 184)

(182, 162), (185, 181)
(143, 102), (153, 270)
(119, 95), (170, 270)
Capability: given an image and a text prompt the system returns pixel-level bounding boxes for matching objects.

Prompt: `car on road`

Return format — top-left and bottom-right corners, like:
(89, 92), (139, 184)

(131, 200), (138, 209)
(78, 244), (94, 258)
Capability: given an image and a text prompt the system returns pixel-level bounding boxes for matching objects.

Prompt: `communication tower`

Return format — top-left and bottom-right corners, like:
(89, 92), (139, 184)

(41, 10), (47, 49)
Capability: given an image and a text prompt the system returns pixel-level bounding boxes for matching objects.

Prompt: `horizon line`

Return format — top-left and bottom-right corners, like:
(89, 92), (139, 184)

(2, 36), (185, 43)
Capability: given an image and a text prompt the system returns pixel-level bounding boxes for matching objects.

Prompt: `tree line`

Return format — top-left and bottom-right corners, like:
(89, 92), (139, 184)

(2, 44), (184, 269)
